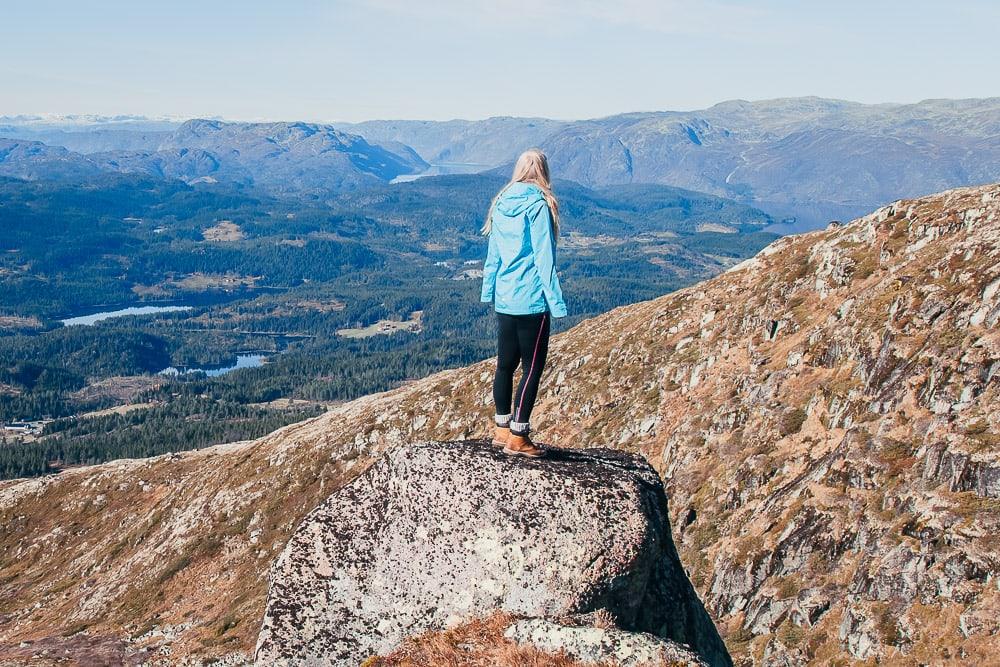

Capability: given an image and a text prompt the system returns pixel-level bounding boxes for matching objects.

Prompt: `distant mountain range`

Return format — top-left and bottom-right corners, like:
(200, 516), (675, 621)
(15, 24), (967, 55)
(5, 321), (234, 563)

(0, 115), (181, 153)
(3, 97), (1000, 228)
(0, 120), (427, 195)
(339, 117), (564, 167)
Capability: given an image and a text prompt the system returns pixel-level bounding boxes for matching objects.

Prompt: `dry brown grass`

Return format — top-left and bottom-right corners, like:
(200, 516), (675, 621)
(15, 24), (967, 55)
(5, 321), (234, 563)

(363, 613), (607, 667)
(337, 311), (423, 339)
(0, 315), (43, 330)
(202, 220), (245, 242)
(174, 272), (258, 291)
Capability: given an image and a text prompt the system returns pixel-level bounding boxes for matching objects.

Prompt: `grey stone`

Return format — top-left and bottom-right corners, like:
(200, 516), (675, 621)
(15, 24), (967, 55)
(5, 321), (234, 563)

(504, 617), (708, 666)
(255, 440), (730, 666)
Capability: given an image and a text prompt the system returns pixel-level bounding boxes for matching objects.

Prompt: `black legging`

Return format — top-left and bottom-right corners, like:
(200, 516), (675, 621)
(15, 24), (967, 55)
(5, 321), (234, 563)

(493, 312), (551, 430)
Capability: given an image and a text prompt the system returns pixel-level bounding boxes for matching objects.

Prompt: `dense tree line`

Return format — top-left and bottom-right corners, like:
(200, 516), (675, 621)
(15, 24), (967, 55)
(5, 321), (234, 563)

(0, 397), (322, 479)
(0, 173), (773, 317)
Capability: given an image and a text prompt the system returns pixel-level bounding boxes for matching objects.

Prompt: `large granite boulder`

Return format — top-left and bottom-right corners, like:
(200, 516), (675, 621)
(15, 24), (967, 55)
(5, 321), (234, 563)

(255, 440), (730, 666)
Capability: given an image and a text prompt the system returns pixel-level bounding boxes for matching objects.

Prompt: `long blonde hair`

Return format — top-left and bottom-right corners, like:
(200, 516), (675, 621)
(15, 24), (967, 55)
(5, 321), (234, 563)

(482, 148), (560, 237)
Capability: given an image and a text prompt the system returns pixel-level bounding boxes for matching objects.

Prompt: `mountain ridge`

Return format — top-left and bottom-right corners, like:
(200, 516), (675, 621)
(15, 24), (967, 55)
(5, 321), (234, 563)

(4, 97), (999, 228)
(344, 98), (1000, 229)
(0, 120), (428, 194)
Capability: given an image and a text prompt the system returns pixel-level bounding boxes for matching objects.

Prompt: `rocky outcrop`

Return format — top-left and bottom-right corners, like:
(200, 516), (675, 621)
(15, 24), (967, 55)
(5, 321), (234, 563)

(255, 441), (729, 666)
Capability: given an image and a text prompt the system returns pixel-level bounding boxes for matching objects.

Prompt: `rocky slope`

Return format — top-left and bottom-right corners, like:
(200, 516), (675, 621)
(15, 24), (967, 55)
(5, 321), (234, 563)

(1, 183), (998, 665)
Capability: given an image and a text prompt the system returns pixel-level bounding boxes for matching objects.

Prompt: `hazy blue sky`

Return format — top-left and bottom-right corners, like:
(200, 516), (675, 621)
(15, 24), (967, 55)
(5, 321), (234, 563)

(3, 0), (998, 122)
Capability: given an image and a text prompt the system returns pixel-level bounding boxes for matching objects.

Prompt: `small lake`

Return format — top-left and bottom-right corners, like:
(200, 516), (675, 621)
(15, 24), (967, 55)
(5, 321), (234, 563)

(158, 353), (266, 378)
(61, 305), (193, 327)
(392, 162), (493, 183)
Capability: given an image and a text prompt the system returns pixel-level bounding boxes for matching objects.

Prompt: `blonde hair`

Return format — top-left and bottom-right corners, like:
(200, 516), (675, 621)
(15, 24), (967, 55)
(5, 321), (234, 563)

(482, 148), (560, 237)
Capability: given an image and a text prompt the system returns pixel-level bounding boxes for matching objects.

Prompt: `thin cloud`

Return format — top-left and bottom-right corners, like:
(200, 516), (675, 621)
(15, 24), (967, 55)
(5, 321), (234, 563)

(574, 0), (770, 36)
(357, 0), (773, 37)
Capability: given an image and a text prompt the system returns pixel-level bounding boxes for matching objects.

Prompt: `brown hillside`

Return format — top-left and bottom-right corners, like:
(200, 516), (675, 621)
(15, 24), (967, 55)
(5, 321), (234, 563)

(2, 183), (999, 665)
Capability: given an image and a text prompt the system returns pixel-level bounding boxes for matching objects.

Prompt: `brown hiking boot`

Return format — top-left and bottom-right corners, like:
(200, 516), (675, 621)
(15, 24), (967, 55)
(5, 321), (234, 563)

(492, 425), (510, 447)
(503, 432), (545, 458)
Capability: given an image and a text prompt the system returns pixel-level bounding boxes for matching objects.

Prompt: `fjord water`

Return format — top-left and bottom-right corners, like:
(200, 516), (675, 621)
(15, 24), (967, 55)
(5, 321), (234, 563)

(60, 305), (193, 326)
(59, 305), (268, 377)
(158, 353), (266, 378)
(391, 162), (492, 183)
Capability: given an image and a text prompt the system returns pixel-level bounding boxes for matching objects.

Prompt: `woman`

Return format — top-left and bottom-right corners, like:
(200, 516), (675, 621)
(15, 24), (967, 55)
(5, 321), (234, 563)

(480, 148), (567, 458)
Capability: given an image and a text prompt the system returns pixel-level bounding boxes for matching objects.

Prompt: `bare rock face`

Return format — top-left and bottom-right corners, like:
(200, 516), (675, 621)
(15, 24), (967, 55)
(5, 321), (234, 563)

(254, 440), (729, 666)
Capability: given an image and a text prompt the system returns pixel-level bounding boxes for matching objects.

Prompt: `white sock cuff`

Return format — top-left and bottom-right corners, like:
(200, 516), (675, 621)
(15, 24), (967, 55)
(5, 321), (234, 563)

(510, 420), (530, 434)
(495, 413), (511, 426)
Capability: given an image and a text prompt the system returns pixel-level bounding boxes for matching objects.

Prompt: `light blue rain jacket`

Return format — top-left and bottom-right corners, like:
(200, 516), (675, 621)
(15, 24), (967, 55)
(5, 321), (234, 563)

(480, 182), (567, 318)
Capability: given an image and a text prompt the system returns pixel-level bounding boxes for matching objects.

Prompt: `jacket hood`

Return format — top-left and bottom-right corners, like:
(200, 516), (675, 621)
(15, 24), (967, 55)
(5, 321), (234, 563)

(494, 181), (545, 217)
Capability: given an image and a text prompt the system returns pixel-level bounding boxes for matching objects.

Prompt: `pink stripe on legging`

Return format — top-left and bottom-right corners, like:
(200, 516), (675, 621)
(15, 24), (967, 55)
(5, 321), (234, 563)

(515, 313), (546, 422)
